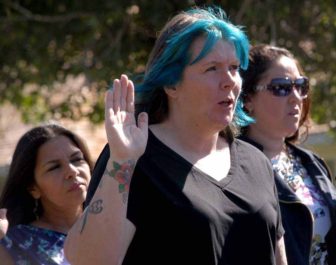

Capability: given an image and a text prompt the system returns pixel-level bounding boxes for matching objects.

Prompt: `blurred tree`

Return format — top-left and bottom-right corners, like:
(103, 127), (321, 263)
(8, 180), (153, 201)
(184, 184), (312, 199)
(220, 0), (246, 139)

(0, 0), (335, 125)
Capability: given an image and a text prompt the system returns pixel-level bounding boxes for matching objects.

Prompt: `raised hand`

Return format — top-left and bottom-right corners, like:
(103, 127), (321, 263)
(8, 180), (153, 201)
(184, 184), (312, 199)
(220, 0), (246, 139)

(105, 74), (148, 162)
(0, 208), (8, 239)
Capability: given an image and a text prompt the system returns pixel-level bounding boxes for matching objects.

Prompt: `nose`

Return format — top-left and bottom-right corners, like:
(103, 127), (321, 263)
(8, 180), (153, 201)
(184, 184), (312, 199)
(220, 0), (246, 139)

(220, 69), (238, 90)
(64, 163), (79, 179)
(289, 85), (304, 101)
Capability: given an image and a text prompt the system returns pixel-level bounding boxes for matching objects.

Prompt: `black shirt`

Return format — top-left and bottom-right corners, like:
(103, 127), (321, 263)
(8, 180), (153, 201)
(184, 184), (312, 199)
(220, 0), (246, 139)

(86, 131), (283, 265)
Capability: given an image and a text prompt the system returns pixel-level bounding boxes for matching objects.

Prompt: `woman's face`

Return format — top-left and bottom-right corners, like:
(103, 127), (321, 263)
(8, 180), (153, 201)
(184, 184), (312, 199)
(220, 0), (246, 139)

(169, 37), (242, 133)
(246, 56), (304, 139)
(31, 135), (91, 214)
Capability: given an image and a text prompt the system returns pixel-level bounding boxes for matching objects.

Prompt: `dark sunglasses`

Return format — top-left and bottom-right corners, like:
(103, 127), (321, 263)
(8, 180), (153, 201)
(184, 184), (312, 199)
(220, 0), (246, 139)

(255, 76), (309, 98)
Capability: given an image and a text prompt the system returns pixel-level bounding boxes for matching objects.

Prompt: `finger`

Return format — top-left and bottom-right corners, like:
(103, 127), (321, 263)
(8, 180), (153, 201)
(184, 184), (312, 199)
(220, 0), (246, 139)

(105, 89), (114, 122)
(120, 75), (128, 111)
(112, 79), (121, 114)
(0, 208), (6, 219)
(137, 112), (148, 133)
(126, 79), (135, 113)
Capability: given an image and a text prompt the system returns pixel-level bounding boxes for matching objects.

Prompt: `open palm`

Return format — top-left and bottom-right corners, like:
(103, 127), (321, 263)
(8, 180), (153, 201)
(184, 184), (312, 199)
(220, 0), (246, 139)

(105, 74), (148, 162)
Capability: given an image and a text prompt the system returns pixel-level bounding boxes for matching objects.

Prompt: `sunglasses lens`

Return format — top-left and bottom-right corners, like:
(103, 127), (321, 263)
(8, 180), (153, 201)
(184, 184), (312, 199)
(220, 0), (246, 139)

(268, 80), (292, 96)
(294, 78), (309, 97)
(268, 78), (309, 97)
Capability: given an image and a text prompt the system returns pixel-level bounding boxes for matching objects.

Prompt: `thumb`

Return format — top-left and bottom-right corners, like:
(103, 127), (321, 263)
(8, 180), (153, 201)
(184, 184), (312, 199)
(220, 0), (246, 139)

(137, 112), (148, 132)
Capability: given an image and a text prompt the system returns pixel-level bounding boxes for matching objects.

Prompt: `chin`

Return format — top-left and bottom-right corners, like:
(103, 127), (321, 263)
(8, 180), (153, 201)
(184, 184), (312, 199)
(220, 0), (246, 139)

(217, 120), (231, 130)
(284, 128), (298, 138)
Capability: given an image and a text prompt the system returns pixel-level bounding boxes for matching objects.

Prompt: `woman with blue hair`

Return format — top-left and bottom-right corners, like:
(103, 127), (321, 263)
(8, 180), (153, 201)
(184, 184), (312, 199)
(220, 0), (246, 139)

(65, 6), (287, 265)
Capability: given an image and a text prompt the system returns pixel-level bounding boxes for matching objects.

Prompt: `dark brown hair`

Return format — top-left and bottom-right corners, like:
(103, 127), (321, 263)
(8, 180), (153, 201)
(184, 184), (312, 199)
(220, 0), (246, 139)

(240, 44), (311, 142)
(0, 124), (93, 227)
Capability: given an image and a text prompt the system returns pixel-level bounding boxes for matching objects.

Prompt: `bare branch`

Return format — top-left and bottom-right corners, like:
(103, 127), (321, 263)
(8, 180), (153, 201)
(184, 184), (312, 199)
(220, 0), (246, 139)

(4, 2), (92, 23)
(235, 0), (252, 24)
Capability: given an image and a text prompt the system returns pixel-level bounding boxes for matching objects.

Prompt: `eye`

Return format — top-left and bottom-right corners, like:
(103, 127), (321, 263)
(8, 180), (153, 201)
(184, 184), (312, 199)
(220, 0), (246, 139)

(205, 65), (217, 72)
(71, 156), (86, 164)
(272, 84), (291, 96)
(229, 64), (239, 71)
(47, 164), (60, 172)
(71, 155), (86, 164)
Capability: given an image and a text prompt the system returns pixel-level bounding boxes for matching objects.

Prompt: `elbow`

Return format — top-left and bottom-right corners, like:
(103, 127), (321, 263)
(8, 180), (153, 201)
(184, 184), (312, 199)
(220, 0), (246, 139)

(64, 231), (121, 265)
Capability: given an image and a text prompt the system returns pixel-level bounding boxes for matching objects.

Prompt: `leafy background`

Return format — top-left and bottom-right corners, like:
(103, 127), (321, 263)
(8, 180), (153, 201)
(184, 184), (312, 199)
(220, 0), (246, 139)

(0, 0), (335, 127)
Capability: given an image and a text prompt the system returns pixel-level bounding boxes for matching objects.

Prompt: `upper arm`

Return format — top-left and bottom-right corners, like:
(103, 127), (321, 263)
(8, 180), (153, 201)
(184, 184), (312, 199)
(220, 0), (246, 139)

(65, 212), (136, 265)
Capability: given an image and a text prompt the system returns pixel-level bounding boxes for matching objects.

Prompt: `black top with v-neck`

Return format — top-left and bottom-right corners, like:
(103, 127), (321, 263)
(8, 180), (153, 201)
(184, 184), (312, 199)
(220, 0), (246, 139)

(86, 130), (283, 265)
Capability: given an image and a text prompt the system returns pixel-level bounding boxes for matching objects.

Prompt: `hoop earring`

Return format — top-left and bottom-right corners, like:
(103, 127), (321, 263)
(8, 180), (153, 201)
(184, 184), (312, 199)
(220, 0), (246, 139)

(33, 199), (39, 220)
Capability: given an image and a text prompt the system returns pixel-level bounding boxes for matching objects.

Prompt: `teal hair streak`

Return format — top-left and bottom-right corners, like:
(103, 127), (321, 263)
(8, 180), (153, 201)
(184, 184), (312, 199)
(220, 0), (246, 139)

(234, 98), (255, 127)
(136, 7), (250, 96)
(135, 6), (253, 127)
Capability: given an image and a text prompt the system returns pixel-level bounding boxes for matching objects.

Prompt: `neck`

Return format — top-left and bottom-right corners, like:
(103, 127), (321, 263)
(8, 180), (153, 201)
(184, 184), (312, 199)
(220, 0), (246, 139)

(247, 127), (285, 159)
(32, 205), (83, 234)
(150, 119), (227, 161)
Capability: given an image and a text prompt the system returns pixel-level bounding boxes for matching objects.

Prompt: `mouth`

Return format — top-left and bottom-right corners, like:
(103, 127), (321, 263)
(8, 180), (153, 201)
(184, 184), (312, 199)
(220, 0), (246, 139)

(68, 182), (84, 192)
(218, 98), (234, 107)
(289, 109), (300, 116)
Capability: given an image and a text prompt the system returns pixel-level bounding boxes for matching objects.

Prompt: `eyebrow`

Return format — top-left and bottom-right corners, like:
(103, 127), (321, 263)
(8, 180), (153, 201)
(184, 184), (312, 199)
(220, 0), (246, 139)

(42, 150), (83, 167)
(202, 59), (239, 66)
(70, 150), (83, 158)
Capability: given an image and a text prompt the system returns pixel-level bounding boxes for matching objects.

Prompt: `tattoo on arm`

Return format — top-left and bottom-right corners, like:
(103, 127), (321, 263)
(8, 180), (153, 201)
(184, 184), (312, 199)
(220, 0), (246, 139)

(79, 161), (134, 234)
(105, 160), (134, 203)
(80, 199), (103, 234)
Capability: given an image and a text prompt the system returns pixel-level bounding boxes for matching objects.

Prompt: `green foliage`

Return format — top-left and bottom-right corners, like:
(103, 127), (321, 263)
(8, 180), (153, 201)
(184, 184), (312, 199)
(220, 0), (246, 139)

(0, 0), (335, 124)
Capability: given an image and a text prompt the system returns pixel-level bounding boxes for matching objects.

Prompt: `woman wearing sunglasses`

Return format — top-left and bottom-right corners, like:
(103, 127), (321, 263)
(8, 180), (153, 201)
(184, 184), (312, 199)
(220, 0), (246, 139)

(239, 44), (336, 265)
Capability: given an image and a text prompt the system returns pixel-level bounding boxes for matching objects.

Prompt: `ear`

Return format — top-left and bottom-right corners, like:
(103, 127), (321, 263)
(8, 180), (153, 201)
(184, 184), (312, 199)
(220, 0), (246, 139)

(244, 101), (253, 113)
(28, 185), (41, 200)
(164, 86), (178, 99)
(243, 96), (254, 114)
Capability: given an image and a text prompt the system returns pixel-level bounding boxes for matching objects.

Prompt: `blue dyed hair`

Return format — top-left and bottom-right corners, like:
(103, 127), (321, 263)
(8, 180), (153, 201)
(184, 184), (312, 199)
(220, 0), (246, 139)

(135, 6), (250, 131)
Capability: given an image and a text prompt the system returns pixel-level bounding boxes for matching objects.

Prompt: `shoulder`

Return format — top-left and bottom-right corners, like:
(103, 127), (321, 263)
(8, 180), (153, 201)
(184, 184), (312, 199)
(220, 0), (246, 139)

(5, 224), (25, 237)
(288, 143), (333, 180)
(231, 139), (276, 192)
(233, 138), (269, 161)
(3, 225), (35, 243)
(0, 225), (25, 264)
(288, 142), (315, 157)
(232, 138), (273, 175)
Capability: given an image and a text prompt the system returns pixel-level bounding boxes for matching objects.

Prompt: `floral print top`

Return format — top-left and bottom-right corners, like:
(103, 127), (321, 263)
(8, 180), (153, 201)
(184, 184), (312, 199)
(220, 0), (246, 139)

(0, 224), (69, 265)
(271, 146), (331, 265)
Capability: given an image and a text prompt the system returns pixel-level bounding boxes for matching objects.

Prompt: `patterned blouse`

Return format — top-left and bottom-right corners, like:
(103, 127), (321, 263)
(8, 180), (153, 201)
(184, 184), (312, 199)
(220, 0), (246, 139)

(271, 146), (331, 265)
(0, 224), (69, 265)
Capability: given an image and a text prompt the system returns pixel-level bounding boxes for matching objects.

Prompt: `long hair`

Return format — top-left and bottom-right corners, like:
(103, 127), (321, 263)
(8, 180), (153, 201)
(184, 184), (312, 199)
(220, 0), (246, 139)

(135, 6), (250, 139)
(239, 44), (311, 142)
(0, 124), (93, 227)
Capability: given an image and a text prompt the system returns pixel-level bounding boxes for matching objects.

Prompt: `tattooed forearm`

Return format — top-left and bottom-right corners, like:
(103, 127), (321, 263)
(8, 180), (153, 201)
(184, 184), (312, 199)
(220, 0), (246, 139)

(105, 160), (135, 202)
(80, 199), (103, 234)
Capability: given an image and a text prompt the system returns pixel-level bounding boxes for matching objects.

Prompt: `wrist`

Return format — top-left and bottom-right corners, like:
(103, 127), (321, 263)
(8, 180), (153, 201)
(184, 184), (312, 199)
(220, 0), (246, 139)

(105, 158), (136, 196)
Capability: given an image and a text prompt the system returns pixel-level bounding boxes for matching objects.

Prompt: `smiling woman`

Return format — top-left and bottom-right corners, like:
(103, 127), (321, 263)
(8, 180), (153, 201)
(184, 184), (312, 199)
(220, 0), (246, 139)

(0, 124), (93, 265)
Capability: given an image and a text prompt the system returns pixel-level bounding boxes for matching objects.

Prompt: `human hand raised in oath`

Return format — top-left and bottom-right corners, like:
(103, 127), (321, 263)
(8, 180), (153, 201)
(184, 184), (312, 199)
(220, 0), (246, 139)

(105, 74), (148, 162)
